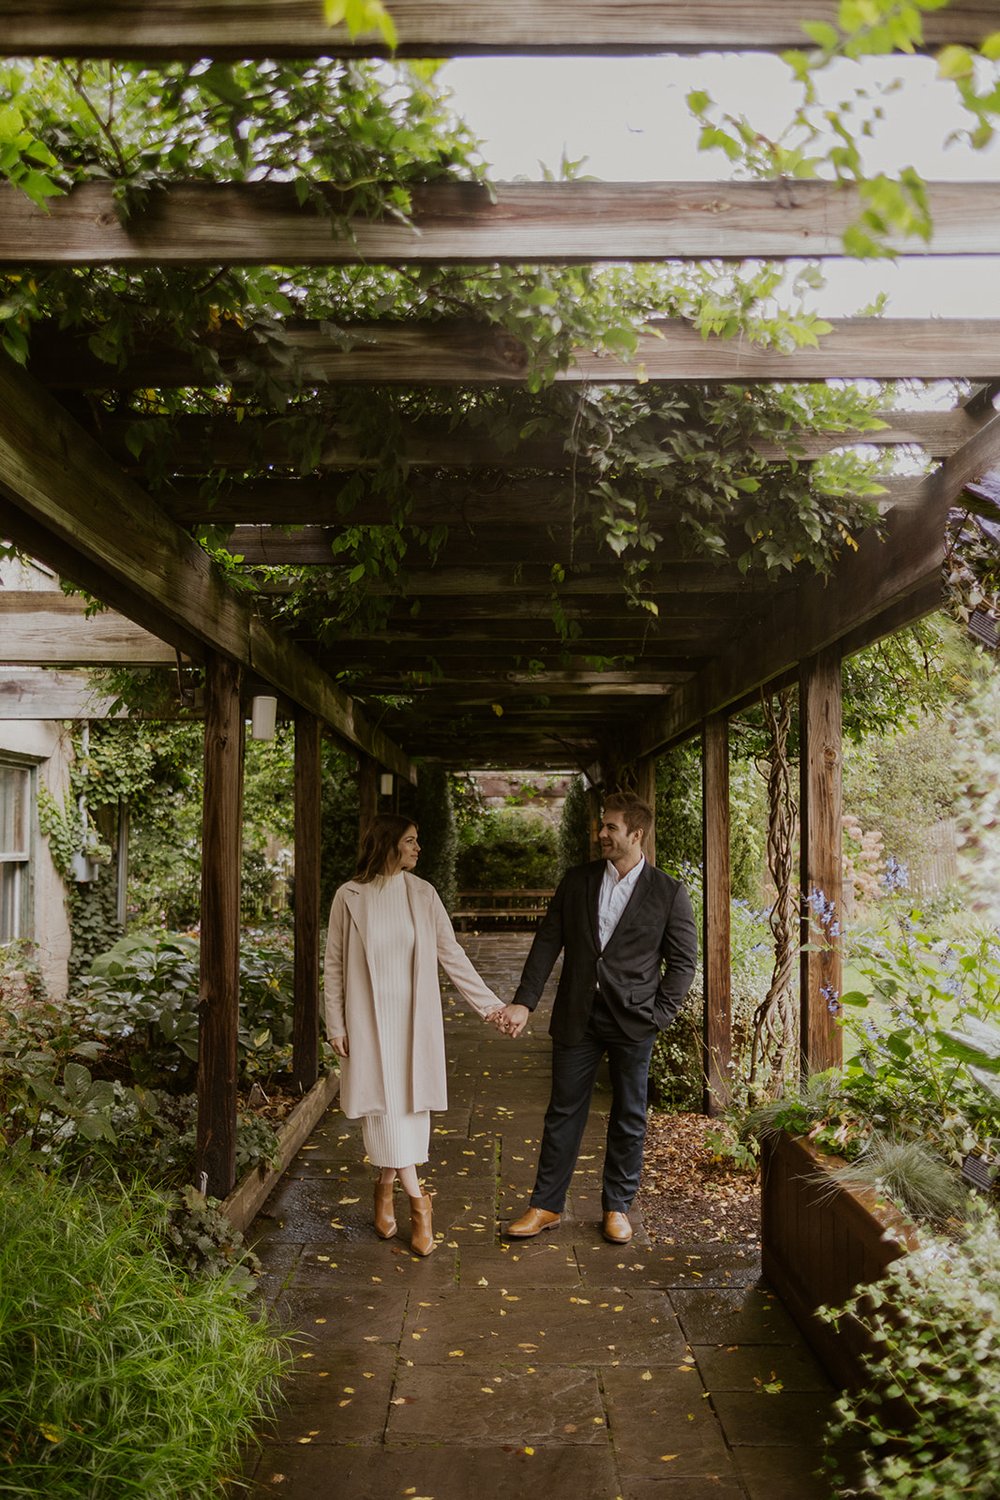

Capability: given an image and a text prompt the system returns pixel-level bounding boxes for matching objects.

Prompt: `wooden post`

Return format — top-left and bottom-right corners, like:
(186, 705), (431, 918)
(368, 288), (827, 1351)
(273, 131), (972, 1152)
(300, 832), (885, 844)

(634, 752), (657, 867)
(196, 652), (243, 1199)
(358, 754), (378, 847)
(702, 714), (732, 1115)
(292, 707), (322, 1094)
(799, 649), (844, 1078)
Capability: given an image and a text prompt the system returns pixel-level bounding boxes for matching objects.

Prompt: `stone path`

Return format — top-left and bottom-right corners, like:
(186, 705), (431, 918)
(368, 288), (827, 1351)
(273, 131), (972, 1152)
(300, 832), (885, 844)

(244, 934), (844, 1500)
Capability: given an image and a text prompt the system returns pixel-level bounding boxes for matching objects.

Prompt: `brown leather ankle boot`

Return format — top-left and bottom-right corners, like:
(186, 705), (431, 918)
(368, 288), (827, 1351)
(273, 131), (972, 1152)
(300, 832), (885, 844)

(374, 1179), (397, 1239)
(409, 1193), (436, 1256)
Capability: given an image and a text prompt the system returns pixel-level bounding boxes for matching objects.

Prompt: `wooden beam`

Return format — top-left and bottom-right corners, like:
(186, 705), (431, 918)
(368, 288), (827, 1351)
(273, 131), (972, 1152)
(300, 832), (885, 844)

(799, 649), (843, 1077)
(7, 181), (1000, 268)
(635, 411), (1000, 753)
(1, 1), (991, 57)
(0, 592), (177, 664)
(24, 313), (1000, 387)
(108, 414), (976, 487)
(209, 479), (920, 564)
(0, 668), (125, 719)
(0, 353), (413, 779)
(196, 651), (243, 1199)
(702, 713), (732, 1114)
(292, 708), (322, 1093)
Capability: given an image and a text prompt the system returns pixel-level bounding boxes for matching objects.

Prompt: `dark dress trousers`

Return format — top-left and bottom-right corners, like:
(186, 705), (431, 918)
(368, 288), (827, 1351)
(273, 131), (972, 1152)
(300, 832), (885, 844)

(513, 859), (698, 1213)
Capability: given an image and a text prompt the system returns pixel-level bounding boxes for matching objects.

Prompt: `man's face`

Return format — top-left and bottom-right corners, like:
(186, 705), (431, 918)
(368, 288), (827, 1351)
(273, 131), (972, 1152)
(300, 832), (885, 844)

(598, 811), (643, 866)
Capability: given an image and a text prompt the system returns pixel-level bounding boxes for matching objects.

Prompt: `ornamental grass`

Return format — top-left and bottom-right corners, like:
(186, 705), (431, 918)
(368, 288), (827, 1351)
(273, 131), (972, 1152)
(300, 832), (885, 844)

(0, 1166), (291, 1498)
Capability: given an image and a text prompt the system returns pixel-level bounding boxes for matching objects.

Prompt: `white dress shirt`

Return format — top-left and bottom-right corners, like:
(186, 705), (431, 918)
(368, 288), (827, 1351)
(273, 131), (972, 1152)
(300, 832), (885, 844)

(597, 856), (645, 951)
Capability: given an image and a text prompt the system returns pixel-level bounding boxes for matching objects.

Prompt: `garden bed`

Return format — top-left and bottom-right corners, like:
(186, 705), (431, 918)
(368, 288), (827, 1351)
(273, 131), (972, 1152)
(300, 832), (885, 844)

(223, 1068), (340, 1234)
(761, 1130), (919, 1389)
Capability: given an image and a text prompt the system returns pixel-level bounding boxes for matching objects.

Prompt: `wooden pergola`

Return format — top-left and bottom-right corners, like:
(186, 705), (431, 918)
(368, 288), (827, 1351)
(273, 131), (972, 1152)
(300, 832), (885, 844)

(2, 2), (999, 1196)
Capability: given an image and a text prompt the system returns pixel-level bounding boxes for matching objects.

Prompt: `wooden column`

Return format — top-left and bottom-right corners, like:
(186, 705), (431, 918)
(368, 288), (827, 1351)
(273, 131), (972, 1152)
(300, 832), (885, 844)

(702, 714), (732, 1115)
(634, 752), (657, 867)
(292, 707), (322, 1093)
(357, 753), (378, 846)
(799, 649), (844, 1078)
(196, 652), (243, 1199)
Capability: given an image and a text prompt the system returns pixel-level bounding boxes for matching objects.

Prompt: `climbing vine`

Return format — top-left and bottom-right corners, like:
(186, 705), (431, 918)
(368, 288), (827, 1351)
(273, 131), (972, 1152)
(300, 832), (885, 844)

(0, 52), (929, 680)
(749, 689), (799, 1098)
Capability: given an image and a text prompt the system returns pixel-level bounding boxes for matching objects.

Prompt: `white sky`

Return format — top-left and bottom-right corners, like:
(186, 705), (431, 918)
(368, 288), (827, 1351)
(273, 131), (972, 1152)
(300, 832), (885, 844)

(440, 53), (1000, 319)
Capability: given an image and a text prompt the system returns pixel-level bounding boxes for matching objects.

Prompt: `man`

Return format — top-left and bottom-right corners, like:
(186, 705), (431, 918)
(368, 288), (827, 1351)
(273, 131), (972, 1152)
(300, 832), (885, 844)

(500, 792), (697, 1245)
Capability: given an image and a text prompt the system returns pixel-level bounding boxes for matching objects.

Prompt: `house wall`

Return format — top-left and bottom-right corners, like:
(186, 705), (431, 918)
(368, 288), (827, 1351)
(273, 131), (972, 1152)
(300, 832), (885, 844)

(0, 718), (73, 999)
(2, 554), (73, 998)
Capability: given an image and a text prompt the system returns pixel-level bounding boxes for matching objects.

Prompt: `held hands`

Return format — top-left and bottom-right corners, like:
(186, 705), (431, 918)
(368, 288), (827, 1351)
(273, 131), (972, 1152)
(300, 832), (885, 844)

(485, 1003), (530, 1039)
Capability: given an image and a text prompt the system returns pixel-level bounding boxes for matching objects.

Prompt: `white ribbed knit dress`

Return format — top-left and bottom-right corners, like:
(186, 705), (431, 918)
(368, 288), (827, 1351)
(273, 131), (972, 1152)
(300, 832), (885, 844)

(360, 871), (428, 1169)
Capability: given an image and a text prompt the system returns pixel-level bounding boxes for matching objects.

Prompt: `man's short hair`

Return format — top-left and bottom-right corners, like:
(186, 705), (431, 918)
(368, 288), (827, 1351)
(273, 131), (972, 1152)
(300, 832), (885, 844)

(603, 792), (653, 840)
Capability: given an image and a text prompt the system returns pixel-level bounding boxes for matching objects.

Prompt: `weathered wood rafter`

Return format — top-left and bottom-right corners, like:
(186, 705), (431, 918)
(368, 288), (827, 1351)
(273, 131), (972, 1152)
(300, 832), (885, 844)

(0, 1), (992, 58)
(99, 415), (981, 491)
(0, 355), (413, 778)
(0, 592), (177, 664)
(6, 181), (1000, 265)
(34, 315), (1000, 388)
(635, 410), (1000, 755)
(0, 668), (124, 719)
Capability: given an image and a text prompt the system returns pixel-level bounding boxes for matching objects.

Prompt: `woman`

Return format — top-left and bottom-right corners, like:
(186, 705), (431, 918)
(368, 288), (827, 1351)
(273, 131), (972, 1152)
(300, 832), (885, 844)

(324, 814), (506, 1255)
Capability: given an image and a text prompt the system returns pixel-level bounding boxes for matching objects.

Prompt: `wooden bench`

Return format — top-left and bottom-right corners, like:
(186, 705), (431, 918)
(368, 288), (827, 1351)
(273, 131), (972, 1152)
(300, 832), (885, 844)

(453, 889), (554, 931)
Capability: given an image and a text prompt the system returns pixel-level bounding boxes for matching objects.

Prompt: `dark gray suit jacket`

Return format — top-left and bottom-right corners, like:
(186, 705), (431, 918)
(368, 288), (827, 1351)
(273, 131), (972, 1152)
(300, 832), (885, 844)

(513, 859), (698, 1044)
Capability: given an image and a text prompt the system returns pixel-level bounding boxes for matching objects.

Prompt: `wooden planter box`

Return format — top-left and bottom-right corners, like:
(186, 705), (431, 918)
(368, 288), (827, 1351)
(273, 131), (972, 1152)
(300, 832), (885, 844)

(761, 1131), (919, 1389)
(221, 1067), (340, 1235)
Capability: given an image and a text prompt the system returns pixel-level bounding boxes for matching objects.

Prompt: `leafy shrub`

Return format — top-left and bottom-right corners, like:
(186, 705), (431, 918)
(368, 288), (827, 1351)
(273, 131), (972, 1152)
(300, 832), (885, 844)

(820, 1211), (1000, 1499)
(838, 913), (1000, 1165)
(1, 992), (281, 1217)
(0, 1166), (289, 1498)
(75, 929), (297, 1089)
(457, 807), (558, 891)
(648, 868), (774, 1112)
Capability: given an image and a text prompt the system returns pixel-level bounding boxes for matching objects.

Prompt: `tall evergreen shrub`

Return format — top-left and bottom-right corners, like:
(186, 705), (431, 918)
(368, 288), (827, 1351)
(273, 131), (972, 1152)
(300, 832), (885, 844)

(558, 775), (591, 875)
(413, 764), (457, 912)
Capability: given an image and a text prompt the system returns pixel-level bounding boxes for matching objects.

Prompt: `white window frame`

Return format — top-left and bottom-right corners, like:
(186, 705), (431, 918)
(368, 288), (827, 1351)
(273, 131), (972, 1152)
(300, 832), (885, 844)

(0, 755), (35, 944)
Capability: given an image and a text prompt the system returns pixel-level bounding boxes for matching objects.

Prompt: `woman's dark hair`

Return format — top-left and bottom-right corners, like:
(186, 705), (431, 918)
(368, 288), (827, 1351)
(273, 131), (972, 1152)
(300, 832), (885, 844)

(355, 814), (418, 883)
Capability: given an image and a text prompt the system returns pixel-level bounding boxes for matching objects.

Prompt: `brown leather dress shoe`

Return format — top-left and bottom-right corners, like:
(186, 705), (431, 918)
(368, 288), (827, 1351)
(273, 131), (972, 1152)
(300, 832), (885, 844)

(602, 1211), (633, 1244)
(505, 1206), (561, 1238)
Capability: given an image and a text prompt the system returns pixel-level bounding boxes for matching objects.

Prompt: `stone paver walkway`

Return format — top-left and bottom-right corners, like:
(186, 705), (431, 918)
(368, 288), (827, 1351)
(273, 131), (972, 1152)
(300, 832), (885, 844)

(244, 934), (844, 1500)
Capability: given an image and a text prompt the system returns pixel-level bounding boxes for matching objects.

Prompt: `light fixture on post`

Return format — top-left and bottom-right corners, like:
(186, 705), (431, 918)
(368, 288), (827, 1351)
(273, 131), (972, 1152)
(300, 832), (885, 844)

(379, 772), (394, 797)
(250, 694), (278, 741)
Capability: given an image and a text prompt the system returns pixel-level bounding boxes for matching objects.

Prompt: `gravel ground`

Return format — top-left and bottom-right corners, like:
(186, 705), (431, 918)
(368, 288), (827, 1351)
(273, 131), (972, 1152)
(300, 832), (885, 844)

(638, 1111), (761, 1246)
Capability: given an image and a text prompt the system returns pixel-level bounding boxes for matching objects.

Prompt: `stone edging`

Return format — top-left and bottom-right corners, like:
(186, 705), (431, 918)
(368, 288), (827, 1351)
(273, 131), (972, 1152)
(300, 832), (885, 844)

(221, 1067), (340, 1235)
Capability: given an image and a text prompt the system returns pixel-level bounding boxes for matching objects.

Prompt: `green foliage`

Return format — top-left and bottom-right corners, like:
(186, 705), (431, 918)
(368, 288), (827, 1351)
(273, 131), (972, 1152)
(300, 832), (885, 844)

(557, 775), (592, 874)
(649, 868), (775, 1111)
(820, 1210), (1000, 1499)
(819, 1135), (968, 1225)
(838, 912), (1000, 1162)
(0, 1166), (289, 1497)
(413, 763), (458, 911)
(75, 930), (297, 1090)
(656, 742), (764, 903)
(319, 741), (361, 912)
(952, 667), (1000, 920)
(0, 57), (895, 669)
(67, 876), (123, 991)
(456, 808), (558, 893)
(688, 2), (1000, 252)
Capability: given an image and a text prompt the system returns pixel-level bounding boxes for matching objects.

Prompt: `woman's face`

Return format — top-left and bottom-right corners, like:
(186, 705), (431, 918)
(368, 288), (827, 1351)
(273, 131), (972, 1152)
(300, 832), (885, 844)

(393, 826), (420, 873)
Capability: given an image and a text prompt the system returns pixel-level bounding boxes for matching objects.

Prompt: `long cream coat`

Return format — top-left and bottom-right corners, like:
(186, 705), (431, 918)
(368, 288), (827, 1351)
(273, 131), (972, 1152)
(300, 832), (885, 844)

(323, 872), (503, 1119)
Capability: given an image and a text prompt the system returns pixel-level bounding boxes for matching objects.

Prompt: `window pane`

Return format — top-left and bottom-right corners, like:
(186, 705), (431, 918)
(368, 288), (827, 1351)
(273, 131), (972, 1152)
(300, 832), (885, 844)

(0, 766), (29, 855)
(0, 862), (22, 942)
